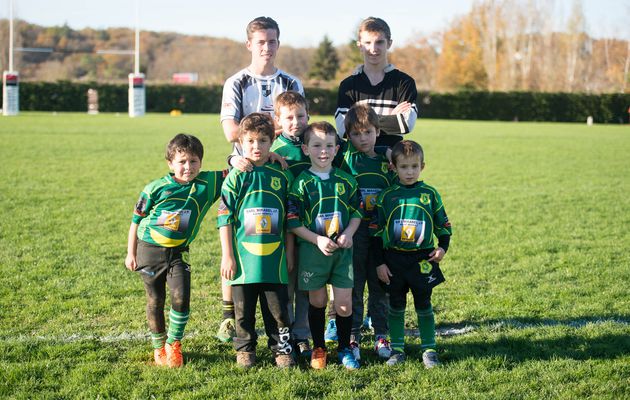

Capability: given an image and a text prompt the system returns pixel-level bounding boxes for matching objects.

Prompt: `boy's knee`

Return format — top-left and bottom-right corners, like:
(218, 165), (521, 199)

(309, 298), (327, 309)
(334, 302), (352, 317)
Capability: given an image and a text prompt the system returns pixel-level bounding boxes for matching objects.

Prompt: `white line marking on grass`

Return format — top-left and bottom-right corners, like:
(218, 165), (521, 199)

(4, 318), (628, 344)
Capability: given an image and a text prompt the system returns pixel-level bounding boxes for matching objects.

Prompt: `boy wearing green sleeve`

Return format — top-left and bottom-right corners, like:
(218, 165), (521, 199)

(287, 121), (363, 370)
(218, 113), (296, 369)
(125, 133), (227, 368)
(339, 103), (396, 360)
(370, 140), (452, 368)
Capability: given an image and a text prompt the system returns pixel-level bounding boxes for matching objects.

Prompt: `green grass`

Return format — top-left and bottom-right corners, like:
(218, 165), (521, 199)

(1, 112), (629, 399)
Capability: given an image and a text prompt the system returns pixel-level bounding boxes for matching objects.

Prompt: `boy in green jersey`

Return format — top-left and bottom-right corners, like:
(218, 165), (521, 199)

(339, 104), (396, 360)
(125, 133), (227, 368)
(270, 91), (313, 357)
(217, 113), (296, 368)
(370, 140), (452, 368)
(287, 121), (363, 370)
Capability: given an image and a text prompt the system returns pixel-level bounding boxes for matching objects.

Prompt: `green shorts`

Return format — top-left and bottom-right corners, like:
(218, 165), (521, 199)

(297, 242), (354, 291)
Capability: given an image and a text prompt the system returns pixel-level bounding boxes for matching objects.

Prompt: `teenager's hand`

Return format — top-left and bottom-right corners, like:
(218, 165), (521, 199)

(269, 152), (289, 170)
(428, 247), (446, 262)
(125, 254), (137, 271)
(230, 155), (253, 172)
(336, 233), (353, 249)
(391, 101), (412, 115)
(220, 256), (237, 280)
(376, 264), (392, 284)
(316, 236), (339, 256)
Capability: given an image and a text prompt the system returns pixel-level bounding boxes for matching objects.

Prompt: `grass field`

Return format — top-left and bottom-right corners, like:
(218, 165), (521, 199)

(1, 112), (629, 399)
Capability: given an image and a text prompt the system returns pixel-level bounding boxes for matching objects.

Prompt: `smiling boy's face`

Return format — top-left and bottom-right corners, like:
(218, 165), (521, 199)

(302, 129), (338, 172)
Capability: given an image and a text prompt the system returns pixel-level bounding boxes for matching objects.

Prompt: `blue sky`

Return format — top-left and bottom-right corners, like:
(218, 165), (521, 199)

(3, 0), (629, 48)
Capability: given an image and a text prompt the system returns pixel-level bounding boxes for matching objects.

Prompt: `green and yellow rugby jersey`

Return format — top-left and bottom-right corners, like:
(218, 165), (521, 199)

(270, 133), (311, 178)
(287, 168), (363, 239)
(217, 162), (293, 285)
(369, 180), (452, 251)
(338, 141), (396, 220)
(132, 170), (226, 248)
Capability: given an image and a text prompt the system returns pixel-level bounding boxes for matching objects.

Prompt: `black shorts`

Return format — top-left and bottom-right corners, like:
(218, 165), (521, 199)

(382, 249), (445, 310)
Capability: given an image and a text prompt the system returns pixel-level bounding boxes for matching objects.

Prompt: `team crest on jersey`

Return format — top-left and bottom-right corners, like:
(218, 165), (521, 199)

(336, 183), (346, 195)
(271, 176), (281, 191)
(419, 260), (433, 274)
(420, 193), (431, 205)
(381, 162), (389, 174)
(261, 82), (272, 97)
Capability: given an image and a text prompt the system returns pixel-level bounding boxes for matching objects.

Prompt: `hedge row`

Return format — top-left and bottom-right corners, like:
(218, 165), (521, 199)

(5, 81), (630, 123)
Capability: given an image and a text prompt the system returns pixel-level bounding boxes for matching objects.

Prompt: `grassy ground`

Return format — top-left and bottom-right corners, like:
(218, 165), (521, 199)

(0, 112), (629, 399)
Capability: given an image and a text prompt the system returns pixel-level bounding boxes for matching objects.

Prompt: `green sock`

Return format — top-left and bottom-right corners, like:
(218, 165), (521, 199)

(151, 332), (167, 349)
(388, 307), (406, 352)
(166, 308), (190, 344)
(416, 306), (436, 351)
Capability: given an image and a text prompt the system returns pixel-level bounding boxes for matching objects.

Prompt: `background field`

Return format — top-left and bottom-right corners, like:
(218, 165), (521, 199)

(0, 113), (629, 399)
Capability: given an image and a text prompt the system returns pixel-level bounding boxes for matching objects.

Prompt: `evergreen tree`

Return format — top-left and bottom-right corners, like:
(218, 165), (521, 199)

(308, 36), (339, 81)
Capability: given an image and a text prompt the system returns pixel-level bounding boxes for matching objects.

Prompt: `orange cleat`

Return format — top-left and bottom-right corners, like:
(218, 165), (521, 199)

(165, 341), (184, 368)
(154, 346), (167, 366)
(310, 347), (327, 369)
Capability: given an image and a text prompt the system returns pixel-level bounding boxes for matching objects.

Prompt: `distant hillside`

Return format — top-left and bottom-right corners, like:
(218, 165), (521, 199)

(0, 20), (325, 84)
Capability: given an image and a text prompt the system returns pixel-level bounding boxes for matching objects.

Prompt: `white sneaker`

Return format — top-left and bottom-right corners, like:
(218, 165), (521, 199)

(374, 337), (392, 359)
(349, 341), (361, 361)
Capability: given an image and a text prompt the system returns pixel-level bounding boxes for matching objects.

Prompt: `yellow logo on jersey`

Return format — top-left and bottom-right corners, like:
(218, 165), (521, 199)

(255, 215), (272, 234)
(164, 213), (180, 231)
(271, 177), (281, 191)
(365, 194), (377, 211)
(325, 216), (340, 237)
(420, 193), (430, 205)
(401, 225), (416, 242)
(381, 162), (388, 174)
(336, 183), (345, 195)
(420, 260), (433, 274)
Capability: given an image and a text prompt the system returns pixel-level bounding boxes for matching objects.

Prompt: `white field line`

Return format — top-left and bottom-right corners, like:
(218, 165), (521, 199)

(4, 318), (628, 344)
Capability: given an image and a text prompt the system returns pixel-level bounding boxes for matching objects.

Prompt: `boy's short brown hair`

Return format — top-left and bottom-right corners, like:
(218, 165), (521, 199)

(391, 140), (424, 166)
(358, 17), (391, 41)
(303, 121), (337, 145)
(246, 16), (280, 40)
(166, 133), (204, 161)
(274, 91), (308, 115)
(344, 103), (380, 136)
(239, 112), (275, 141)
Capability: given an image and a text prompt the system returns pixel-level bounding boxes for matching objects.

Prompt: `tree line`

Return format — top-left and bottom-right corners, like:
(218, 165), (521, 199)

(1, 0), (628, 93)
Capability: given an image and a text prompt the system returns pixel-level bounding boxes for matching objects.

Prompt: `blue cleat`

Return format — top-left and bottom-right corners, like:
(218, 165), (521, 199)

(324, 319), (337, 343)
(338, 347), (360, 370)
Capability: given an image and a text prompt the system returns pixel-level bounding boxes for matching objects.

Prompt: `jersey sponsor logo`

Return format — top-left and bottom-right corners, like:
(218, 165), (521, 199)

(427, 274), (437, 284)
(217, 200), (229, 216)
(315, 211), (343, 237)
(134, 196), (148, 217)
(261, 82), (272, 97)
(335, 183), (346, 196)
(158, 209), (191, 232)
(244, 208), (279, 236)
(420, 193), (431, 205)
(360, 188), (382, 211)
(271, 176), (282, 191)
(301, 271), (315, 284)
(393, 219), (425, 244)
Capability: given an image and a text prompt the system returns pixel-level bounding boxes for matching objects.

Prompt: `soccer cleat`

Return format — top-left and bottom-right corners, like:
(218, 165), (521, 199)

(349, 341), (361, 361)
(236, 351), (256, 368)
(324, 319), (338, 343)
(153, 346), (167, 366)
(338, 347), (360, 370)
(386, 350), (406, 366)
(422, 349), (441, 368)
(296, 340), (312, 359)
(310, 347), (327, 369)
(275, 353), (296, 368)
(165, 341), (184, 368)
(374, 337), (392, 359)
(216, 318), (236, 343)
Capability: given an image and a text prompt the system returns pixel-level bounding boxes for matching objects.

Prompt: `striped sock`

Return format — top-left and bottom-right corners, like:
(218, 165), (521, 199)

(166, 308), (190, 344)
(222, 301), (235, 320)
(388, 307), (406, 352)
(151, 331), (167, 349)
(416, 306), (436, 351)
